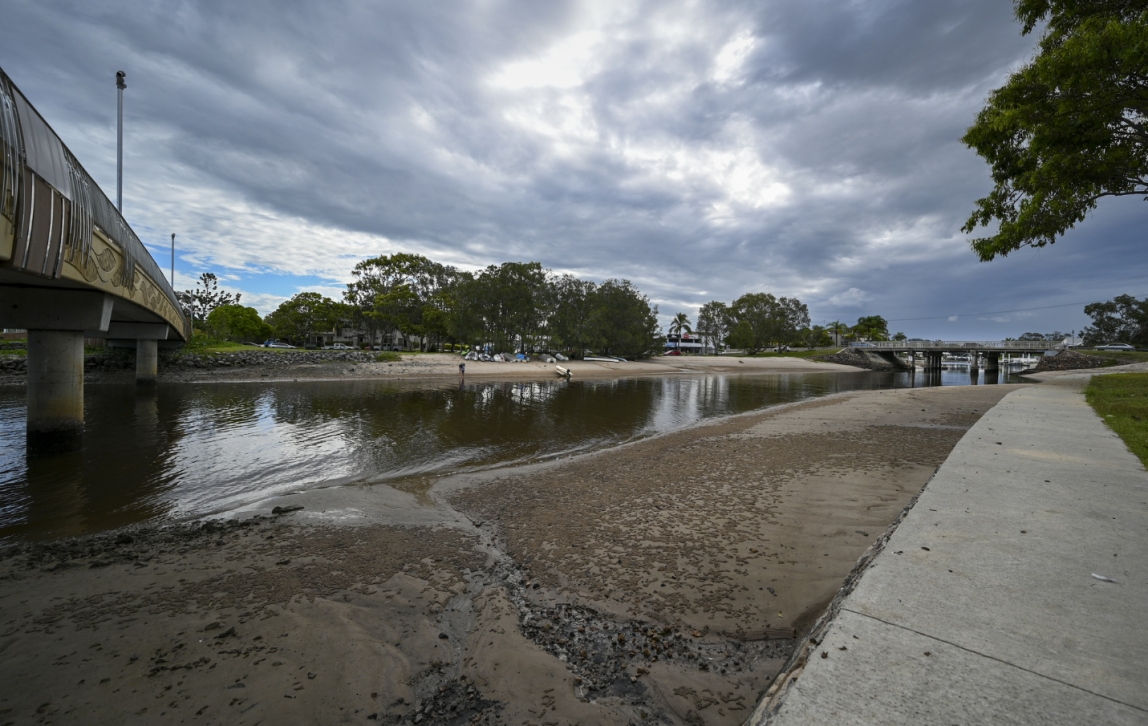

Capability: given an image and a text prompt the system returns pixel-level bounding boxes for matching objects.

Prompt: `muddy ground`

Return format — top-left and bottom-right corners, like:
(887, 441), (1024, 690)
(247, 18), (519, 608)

(0, 384), (1018, 725)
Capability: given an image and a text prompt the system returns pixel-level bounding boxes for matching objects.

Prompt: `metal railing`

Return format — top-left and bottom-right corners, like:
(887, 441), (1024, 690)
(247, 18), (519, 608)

(851, 341), (1062, 351)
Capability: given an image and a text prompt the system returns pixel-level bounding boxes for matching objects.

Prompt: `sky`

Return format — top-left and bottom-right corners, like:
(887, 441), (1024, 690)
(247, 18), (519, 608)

(2, 0), (1144, 339)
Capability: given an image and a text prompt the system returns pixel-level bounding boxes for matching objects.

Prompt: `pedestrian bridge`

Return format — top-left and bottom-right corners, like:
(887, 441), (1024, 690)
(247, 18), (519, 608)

(852, 340), (1059, 372)
(0, 66), (189, 442)
(854, 341), (1061, 353)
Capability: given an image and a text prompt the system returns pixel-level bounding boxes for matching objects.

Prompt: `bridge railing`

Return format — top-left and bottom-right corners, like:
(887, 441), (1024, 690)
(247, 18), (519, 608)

(850, 341), (1061, 351)
(0, 67), (189, 340)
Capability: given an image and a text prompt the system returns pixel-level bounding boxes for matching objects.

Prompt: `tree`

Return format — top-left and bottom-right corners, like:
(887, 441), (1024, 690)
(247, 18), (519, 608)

(206, 304), (271, 342)
(962, 1), (1148, 260)
(265, 292), (339, 346)
(669, 312), (692, 352)
(852, 315), (890, 341)
(696, 301), (729, 355)
(546, 275), (598, 356)
(804, 325), (833, 349)
(1082, 294), (1148, 346)
(588, 279), (663, 358)
(344, 253), (452, 348)
(827, 320), (850, 346)
(177, 272), (240, 329)
(727, 293), (810, 353)
(892, 331), (908, 341)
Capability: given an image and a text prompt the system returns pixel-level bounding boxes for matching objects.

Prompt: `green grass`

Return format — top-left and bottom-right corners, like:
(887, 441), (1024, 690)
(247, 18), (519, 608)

(375, 351), (402, 362)
(1085, 372), (1148, 469)
(745, 348), (844, 359)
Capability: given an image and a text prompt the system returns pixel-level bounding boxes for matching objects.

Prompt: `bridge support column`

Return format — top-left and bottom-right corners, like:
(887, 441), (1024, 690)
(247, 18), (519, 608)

(26, 330), (85, 443)
(985, 352), (1000, 372)
(969, 351), (979, 371)
(136, 339), (158, 383)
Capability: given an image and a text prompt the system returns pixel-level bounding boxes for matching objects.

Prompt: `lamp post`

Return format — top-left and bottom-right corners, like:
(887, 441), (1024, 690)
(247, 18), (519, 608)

(115, 70), (126, 213)
(170, 233), (175, 287)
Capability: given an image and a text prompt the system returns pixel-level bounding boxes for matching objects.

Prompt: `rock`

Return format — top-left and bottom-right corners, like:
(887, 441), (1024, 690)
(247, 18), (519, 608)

(271, 505), (304, 515)
(115, 534), (133, 545)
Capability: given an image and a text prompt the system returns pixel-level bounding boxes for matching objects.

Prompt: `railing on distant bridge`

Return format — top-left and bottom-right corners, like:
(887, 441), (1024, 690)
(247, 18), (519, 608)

(850, 341), (1062, 351)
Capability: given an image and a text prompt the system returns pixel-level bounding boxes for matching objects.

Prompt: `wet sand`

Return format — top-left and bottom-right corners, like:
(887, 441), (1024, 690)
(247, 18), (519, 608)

(0, 384), (1018, 725)
(156, 352), (860, 384)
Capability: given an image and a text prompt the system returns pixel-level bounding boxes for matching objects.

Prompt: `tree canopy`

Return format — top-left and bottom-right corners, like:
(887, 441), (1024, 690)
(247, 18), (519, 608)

(265, 292), (343, 345)
(1082, 293), (1148, 346)
(206, 304), (271, 342)
(177, 272), (241, 328)
(961, 1), (1148, 260)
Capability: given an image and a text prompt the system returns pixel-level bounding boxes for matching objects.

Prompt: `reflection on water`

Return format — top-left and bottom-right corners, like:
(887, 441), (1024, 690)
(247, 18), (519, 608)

(0, 367), (1024, 540)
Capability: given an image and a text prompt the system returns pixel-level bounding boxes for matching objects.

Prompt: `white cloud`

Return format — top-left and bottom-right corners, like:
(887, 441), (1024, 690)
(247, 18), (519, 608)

(828, 288), (868, 306)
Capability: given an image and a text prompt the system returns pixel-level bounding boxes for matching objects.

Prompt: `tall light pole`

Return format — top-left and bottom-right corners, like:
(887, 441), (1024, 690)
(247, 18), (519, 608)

(170, 233), (175, 287)
(115, 70), (126, 213)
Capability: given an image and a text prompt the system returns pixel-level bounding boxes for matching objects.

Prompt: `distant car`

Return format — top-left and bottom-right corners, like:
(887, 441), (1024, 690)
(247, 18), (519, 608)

(326, 343), (353, 350)
(263, 341), (296, 349)
(664, 349), (681, 356)
(1095, 343), (1135, 351)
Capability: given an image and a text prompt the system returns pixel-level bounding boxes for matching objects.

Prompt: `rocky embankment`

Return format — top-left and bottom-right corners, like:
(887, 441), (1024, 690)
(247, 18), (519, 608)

(1033, 349), (1112, 372)
(816, 347), (907, 371)
(0, 348), (379, 376)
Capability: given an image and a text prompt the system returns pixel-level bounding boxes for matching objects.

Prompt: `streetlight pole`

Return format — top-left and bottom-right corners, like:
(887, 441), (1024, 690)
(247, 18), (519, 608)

(170, 233), (175, 288)
(115, 71), (126, 213)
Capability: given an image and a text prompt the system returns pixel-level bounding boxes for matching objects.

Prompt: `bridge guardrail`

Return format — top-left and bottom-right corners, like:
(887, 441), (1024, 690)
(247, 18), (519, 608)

(850, 341), (1062, 350)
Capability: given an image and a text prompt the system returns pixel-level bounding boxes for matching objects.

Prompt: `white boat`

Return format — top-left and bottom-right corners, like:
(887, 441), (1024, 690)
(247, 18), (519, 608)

(556, 365), (571, 378)
(584, 356), (617, 362)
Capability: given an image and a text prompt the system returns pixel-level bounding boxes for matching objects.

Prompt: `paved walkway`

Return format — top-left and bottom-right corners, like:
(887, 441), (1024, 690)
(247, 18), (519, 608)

(751, 374), (1148, 725)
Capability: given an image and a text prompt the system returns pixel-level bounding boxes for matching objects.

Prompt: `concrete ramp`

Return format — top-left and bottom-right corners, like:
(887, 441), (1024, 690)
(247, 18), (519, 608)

(750, 380), (1148, 724)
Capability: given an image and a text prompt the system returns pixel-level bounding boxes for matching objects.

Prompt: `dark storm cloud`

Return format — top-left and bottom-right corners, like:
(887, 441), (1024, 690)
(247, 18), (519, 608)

(1, 0), (1143, 335)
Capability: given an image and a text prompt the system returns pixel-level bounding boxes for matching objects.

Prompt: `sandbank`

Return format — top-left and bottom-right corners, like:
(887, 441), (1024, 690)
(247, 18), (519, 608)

(0, 383), (1019, 725)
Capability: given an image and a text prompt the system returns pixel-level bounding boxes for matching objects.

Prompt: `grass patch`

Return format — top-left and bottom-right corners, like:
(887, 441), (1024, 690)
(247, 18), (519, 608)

(1085, 372), (1148, 469)
(375, 351), (402, 362)
(745, 348), (843, 359)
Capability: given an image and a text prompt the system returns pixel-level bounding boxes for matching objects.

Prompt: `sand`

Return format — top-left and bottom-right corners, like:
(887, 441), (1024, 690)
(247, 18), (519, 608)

(0, 381), (1019, 725)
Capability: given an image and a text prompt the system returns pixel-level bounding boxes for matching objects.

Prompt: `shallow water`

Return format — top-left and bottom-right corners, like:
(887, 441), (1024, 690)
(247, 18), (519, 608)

(0, 366), (1022, 540)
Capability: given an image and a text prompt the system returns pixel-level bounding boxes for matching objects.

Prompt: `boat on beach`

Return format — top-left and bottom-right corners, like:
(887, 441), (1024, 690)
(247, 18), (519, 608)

(555, 365), (572, 378)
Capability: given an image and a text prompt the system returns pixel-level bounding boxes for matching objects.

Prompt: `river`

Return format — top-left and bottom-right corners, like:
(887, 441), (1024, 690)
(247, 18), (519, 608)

(0, 367), (1021, 541)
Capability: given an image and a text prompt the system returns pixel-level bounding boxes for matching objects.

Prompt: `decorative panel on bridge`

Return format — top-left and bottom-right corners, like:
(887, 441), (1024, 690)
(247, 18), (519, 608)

(0, 66), (188, 340)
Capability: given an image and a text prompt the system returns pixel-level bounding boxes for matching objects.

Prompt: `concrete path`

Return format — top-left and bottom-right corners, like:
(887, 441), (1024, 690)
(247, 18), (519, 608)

(751, 376), (1148, 725)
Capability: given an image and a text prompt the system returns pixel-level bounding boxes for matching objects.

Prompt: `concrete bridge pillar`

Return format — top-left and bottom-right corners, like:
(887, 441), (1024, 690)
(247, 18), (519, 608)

(26, 330), (85, 440)
(0, 288), (114, 448)
(985, 352), (1000, 372)
(969, 351), (979, 371)
(136, 339), (158, 383)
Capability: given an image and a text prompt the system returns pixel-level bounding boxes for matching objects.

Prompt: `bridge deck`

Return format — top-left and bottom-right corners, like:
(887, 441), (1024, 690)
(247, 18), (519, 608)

(0, 66), (188, 340)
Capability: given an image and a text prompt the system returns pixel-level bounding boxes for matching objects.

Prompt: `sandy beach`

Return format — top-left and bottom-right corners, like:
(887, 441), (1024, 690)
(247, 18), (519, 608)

(0, 374), (1020, 725)
(167, 352), (861, 384)
(0, 351), (858, 387)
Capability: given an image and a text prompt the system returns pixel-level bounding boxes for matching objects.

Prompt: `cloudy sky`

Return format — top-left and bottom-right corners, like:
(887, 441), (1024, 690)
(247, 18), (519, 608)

(2, 0), (1144, 338)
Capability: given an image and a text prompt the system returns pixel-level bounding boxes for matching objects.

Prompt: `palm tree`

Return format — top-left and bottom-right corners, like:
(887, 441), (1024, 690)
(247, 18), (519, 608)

(828, 320), (849, 347)
(669, 312), (692, 352)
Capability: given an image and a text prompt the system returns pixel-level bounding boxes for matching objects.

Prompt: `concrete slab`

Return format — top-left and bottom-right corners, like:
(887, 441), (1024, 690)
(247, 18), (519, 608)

(758, 379), (1148, 724)
(767, 610), (1144, 726)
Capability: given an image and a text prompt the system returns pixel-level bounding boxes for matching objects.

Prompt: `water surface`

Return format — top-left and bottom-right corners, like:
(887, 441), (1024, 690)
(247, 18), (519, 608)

(0, 366), (1022, 540)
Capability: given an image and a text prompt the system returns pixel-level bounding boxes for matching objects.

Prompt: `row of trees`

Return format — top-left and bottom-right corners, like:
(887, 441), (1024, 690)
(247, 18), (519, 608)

(678, 298), (896, 354)
(180, 255), (662, 358)
(338, 254), (660, 357)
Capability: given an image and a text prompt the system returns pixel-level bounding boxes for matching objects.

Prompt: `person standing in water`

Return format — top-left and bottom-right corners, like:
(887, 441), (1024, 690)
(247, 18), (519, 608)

(459, 362), (466, 376)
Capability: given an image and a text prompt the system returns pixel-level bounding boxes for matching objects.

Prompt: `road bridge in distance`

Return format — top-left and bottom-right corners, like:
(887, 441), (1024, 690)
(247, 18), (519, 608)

(0, 67), (189, 446)
(854, 340), (1062, 371)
